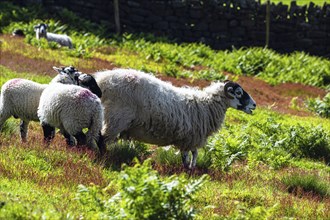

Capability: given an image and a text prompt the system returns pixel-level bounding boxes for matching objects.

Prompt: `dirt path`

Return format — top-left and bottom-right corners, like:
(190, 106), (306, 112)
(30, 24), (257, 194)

(0, 35), (326, 117)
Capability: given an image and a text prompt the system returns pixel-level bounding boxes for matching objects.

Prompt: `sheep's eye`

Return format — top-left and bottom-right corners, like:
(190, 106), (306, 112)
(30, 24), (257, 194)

(236, 90), (242, 95)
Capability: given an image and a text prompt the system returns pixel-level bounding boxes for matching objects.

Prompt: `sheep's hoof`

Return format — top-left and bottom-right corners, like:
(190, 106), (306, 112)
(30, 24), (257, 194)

(189, 167), (196, 176)
(182, 163), (190, 170)
(97, 141), (106, 156)
(181, 164), (196, 175)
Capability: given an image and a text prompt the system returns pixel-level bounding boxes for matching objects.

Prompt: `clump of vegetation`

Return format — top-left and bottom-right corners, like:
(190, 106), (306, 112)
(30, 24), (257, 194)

(105, 140), (151, 169)
(207, 110), (330, 170)
(0, 2), (45, 30)
(77, 159), (208, 219)
(282, 174), (330, 198)
(307, 93), (330, 118)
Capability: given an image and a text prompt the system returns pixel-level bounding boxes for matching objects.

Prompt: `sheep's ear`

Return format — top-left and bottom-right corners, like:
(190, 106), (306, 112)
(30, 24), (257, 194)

(53, 66), (62, 74)
(224, 81), (236, 99)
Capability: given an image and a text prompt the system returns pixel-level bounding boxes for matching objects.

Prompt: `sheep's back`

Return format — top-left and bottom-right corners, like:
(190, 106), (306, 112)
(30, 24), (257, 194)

(95, 69), (211, 149)
(1, 78), (47, 121)
(50, 74), (76, 85)
(46, 33), (72, 46)
(38, 84), (102, 134)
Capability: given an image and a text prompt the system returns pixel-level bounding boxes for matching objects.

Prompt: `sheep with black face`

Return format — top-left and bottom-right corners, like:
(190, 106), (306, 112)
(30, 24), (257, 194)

(34, 23), (73, 48)
(95, 69), (256, 169)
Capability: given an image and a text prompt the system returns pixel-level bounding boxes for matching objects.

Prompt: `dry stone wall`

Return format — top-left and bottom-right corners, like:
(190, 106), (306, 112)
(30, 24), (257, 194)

(35, 0), (330, 57)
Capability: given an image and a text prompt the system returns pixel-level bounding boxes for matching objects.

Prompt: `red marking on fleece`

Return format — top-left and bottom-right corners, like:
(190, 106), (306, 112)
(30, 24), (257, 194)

(77, 89), (97, 100)
(6, 79), (23, 88)
(125, 72), (139, 82)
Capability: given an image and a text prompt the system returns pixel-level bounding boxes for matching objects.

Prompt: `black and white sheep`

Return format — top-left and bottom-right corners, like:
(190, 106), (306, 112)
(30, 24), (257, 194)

(37, 82), (104, 153)
(34, 23), (73, 49)
(0, 66), (80, 142)
(95, 69), (256, 169)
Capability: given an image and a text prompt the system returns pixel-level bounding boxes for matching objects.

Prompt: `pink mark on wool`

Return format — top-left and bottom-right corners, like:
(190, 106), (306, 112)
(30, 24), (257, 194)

(5, 78), (23, 89)
(77, 89), (97, 100)
(124, 72), (139, 83)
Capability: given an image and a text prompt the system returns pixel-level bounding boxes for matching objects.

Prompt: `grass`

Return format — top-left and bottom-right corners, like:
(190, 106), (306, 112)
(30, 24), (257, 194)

(1, 130), (329, 219)
(307, 93), (330, 118)
(2, 1), (330, 89)
(282, 174), (330, 198)
(3, 32), (330, 88)
(0, 135), (110, 218)
(0, 65), (52, 86)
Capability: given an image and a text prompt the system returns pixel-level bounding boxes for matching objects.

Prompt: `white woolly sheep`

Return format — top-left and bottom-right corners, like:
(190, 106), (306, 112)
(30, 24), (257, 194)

(95, 69), (256, 169)
(34, 23), (73, 49)
(0, 66), (80, 142)
(37, 83), (104, 153)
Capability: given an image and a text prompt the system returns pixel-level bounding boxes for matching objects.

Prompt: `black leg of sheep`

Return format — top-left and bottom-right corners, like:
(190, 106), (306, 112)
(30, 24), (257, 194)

(74, 132), (87, 146)
(181, 150), (198, 171)
(97, 133), (106, 156)
(62, 130), (75, 146)
(20, 120), (29, 142)
(41, 123), (55, 144)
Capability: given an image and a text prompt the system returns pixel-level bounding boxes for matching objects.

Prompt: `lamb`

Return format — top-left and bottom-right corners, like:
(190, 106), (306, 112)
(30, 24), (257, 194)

(94, 69), (256, 169)
(37, 82), (104, 153)
(34, 23), (73, 49)
(0, 66), (80, 142)
(12, 29), (25, 37)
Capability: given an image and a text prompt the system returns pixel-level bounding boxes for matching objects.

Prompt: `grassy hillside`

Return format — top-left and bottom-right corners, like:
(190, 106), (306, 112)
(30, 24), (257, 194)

(0, 2), (330, 219)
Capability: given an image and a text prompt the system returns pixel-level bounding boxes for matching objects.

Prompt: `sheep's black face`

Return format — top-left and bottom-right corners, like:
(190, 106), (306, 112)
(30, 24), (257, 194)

(34, 23), (48, 37)
(63, 66), (80, 81)
(52, 66), (80, 85)
(224, 81), (256, 114)
(61, 66), (80, 85)
(78, 74), (102, 98)
(12, 29), (25, 37)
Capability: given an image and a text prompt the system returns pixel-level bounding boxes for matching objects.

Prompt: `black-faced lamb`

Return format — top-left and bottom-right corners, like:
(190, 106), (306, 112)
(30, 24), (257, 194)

(76, 73), (102, 98)
(0, 66), (80, 142)
(12, 29), (25, 37)
(34, 23), (73, 49)
(37, 82), (104, 153)
(95, 69), (256, 169)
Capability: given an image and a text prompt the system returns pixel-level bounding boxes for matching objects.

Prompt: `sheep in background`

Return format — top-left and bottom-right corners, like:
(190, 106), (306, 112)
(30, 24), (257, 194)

(37, 83), (104, 154)
(0, 66), (80, 142)
(12, 29), (25, 37)
(95, 69), (256, 169)
(34, 23), (73, 49)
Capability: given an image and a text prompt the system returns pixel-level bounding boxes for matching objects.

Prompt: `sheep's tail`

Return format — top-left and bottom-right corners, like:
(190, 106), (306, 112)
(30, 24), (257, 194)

(86, 104), (103, 151)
